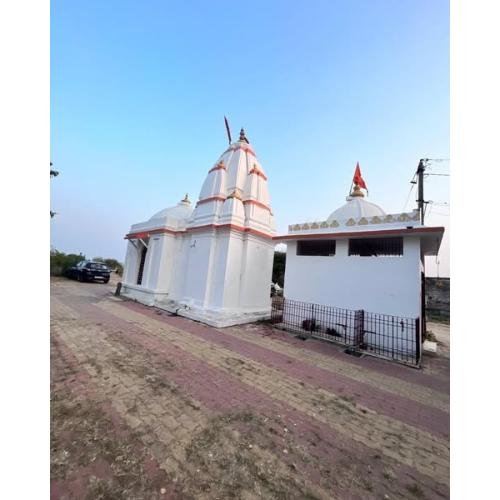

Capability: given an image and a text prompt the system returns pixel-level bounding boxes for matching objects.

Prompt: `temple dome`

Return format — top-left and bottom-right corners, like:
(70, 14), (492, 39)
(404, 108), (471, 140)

(327, 195), (385, 222)
(149, 195), (193, 221)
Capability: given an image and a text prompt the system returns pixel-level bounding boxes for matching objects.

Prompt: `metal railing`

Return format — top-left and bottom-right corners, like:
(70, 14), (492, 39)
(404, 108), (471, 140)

(271, 298), (420, 366)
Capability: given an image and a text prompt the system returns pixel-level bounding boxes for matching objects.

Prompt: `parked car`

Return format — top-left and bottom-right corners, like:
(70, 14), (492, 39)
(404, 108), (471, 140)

(67, 260), (111, 283)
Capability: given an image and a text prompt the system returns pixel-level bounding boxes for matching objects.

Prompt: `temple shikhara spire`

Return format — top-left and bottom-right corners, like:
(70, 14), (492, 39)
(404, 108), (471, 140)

(121, 123), (275, 327)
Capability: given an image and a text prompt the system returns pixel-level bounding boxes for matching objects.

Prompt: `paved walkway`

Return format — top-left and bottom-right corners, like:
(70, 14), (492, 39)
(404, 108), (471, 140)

(51, 278), (449, 499)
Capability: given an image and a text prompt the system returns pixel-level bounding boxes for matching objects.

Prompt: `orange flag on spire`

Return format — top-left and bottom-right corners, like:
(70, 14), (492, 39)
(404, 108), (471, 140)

(353, 162), (367, 190)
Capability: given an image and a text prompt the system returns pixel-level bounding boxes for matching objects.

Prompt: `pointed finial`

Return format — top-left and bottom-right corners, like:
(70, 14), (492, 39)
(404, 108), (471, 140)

(350, 185), (365, 197)
(182, 193), (190, 203)
(239, 128), (249, 143)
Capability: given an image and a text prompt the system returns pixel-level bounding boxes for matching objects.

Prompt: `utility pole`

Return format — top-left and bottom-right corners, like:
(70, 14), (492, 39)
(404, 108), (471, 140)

(416, 159), (426, 224)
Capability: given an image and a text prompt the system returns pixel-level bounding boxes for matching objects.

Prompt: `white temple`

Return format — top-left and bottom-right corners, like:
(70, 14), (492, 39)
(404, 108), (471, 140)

(275, 167), (444, 357)
(121, 128), (276, 327)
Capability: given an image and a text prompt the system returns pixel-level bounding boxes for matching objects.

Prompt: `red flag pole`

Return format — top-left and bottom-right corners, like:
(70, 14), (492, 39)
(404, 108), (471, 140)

(224, 116), (232, 145)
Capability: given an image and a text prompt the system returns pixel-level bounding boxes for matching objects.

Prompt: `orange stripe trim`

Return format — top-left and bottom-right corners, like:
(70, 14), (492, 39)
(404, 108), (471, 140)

(248, 168), (267, 181)
(126, 223), (274, 241)
(223, 145), (257, 158)
(273, 226), (445, 241)
(208, 165), (226, 173)
(125, 227), (179, 239)
(243, 199), (272, 212)
(196, 196), (226, 206)
(187, 223), (273, 240)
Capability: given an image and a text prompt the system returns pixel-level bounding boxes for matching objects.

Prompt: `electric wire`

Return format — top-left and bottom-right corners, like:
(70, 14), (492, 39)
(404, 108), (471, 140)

(402, 173), (417, 212)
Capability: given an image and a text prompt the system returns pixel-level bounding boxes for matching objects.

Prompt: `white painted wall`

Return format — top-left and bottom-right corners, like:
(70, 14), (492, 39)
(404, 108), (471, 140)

(239, 235), (274, 310)
(122, 241), (139, 284)
(181, 231), (217, 307)
(284, 235), (421, 319)
(282, 235), (422, 357)
(145, 234), (176, 293)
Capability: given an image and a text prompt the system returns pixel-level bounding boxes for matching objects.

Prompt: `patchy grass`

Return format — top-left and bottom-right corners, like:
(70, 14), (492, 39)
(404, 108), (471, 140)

(406, 482), (426, 498)
(51, 335), (174, 499)
(51, 389), (172, 499)
(185, 410), (321, 499)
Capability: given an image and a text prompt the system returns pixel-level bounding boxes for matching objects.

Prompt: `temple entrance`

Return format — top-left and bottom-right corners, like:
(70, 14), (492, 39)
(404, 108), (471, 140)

(137, 244), (148, 285)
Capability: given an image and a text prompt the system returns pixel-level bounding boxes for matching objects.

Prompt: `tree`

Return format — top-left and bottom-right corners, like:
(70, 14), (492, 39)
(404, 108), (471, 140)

(50, 249), (85, 276)
(272, 251), (286, 287)
(93, 257), (124, 276)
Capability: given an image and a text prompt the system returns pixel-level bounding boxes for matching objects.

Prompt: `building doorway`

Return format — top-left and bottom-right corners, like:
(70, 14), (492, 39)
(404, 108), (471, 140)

(137, 244), (148, 285)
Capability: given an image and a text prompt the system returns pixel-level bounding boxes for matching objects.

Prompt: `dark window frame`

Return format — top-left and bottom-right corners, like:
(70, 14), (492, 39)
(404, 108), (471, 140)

(89, 263), (108, 270)
(348, 237), (403, 257)
(296, 239), (336, 257)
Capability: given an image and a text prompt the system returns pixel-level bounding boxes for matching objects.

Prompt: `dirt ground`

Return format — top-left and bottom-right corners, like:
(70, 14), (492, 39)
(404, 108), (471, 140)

(51, 277), (449, 499)
(426, 322), (450, 359)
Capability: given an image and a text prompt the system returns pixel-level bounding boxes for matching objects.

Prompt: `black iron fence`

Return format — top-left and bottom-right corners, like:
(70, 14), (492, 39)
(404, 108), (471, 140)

(271, 298), (420, 366)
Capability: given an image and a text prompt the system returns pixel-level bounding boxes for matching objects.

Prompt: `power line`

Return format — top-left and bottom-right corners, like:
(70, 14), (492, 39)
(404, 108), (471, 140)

(402, 180), (416, 212)
(404, 158), (450, 220)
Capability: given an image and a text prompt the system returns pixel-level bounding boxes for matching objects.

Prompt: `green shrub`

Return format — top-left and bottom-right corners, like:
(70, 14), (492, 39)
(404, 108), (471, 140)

(93, 257), (123, 276)
(272, 251), (286, 287)
(50, 250), (124, 277)
(50, 250), (85, 276)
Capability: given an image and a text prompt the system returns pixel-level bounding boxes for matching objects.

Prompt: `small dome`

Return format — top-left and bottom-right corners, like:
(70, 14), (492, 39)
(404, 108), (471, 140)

(327, 196), (385, 222)
(150, 194), (193, 221)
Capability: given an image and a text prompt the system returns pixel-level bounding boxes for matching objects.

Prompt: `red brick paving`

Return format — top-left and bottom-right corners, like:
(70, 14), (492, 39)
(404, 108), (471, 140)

(121, 299), (449, 440)
(51, 279), (450, 499)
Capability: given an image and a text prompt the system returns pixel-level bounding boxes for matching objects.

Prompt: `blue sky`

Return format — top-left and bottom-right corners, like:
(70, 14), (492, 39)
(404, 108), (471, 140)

(51, 0), (449, 276)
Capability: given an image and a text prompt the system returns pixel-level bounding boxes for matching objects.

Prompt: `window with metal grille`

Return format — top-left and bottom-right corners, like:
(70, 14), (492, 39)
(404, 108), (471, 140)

(348, 237), (403, 257)
(297, 240), (336, 256)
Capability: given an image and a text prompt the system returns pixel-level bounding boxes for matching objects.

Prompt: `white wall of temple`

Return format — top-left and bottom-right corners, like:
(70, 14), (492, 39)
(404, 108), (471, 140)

(283, 235), (422, 319)
(177, 229), (274, 313)
(188, 200), (222, 227)
(243, 204), (274, 232)
(121, 226), (274, 316)
(168, 235), (191, 301)
(207, 231), (243, 309)
(122, 241), (139, 284)
(239, 234), (274, 310)
(144, 234), (176, 293)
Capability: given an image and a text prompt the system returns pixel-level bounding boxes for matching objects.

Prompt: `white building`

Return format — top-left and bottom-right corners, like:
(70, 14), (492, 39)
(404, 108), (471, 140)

(275, 173), (444, 361)
(121, 128), (276, 327)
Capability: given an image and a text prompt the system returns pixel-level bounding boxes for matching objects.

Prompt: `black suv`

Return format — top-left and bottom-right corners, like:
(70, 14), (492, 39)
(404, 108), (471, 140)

(68, 261), (111, 283)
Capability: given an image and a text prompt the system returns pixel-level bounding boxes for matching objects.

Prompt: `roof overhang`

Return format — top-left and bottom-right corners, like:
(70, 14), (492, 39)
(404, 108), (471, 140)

(125, 223), (275, 241)
(274, 226), (445, 256)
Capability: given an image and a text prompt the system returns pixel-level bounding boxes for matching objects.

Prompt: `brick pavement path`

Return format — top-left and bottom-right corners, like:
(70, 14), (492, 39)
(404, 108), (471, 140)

(51, 278), (449, 499)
